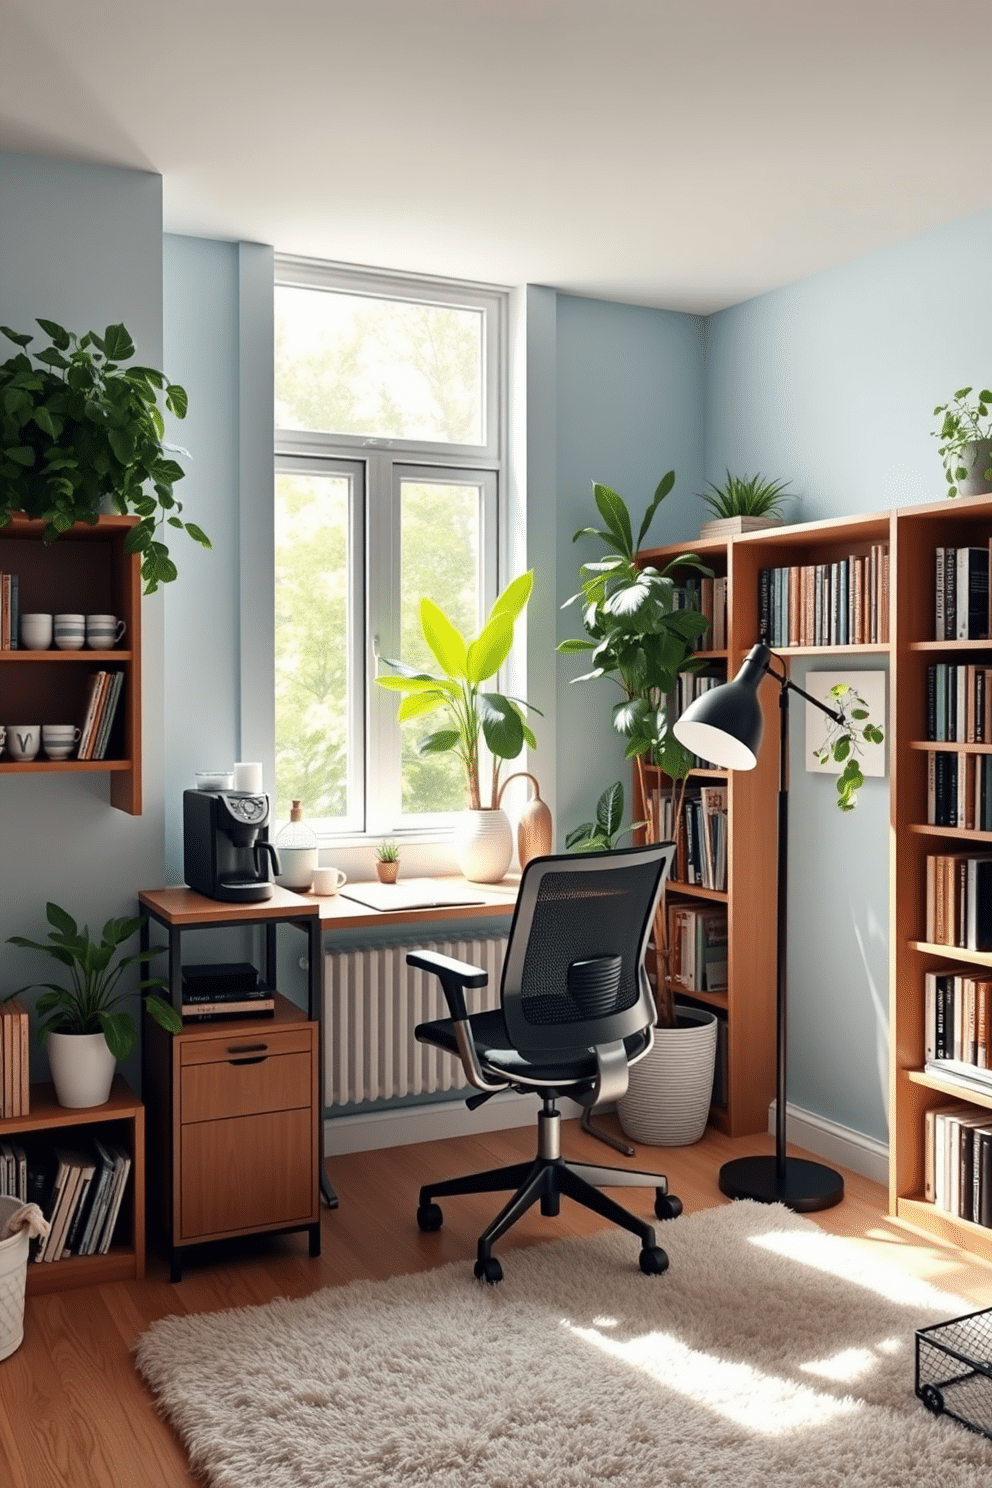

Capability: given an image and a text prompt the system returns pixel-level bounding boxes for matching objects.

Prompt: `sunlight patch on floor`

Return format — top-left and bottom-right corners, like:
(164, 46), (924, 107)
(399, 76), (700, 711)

(564, 1323), (860, 1434)
(748, 1229), (964, 1310)
(800, 1344), (898, 1383)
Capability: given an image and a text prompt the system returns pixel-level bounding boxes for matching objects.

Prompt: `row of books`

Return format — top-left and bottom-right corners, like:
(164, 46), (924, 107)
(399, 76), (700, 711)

(0, 572), (20, 648)
(0, 1135), (132, 1261)
(77, 670), (125, 759)
(0, 1000), (29, 1118)
(925, 853), (992, 950)
(925, 1104), (992, 1227)
(675, 576), (728, 651)
(758, 546), (890, 649)
(671, 672), (723, 771)
(668, 904), (728, 993)
(935, 546), (990, 641)
(926, 664), (992, 743)
(925, 968), (992, 1070)
(181, 960), (275, 1021)
(647, 784), (728, 891)
(926, 752), (992, 832)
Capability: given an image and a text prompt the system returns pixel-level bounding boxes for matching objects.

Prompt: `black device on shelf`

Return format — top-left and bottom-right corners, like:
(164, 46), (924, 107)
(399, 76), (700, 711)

(182, 790), (282, 903)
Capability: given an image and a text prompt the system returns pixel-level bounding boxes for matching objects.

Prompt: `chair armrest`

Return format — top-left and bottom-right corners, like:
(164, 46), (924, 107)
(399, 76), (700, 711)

(406, 948), (489, 1023)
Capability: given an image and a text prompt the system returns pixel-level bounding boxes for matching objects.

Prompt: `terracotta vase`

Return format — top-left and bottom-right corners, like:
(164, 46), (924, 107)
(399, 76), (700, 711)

(376, 860), (399, 883)
(497, 772), (553, 868)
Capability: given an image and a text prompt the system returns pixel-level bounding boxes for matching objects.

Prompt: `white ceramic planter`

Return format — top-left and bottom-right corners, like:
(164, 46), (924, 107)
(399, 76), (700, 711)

(617, 1005), (718, 1146)
(0, 1196), (29, 1361)
(46, 1029), (116, 1109)
(453, 808), (514, 883)
(953, 438), (992, 496)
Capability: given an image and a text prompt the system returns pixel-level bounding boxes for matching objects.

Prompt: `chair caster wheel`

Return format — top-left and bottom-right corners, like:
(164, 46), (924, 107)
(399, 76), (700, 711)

(417, 1202), (443, 1232)
(654, 1192), (683, 1220)
(639, 1245), (669, 1276)
(474, 1256), (503, 1284)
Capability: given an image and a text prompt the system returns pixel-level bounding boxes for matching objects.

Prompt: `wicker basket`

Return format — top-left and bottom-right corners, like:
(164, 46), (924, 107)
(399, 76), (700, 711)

(0, 1195), (30, 1361)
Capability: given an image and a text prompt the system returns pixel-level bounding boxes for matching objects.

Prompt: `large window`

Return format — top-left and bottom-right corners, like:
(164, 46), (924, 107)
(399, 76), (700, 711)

(274, 259), (506, 836)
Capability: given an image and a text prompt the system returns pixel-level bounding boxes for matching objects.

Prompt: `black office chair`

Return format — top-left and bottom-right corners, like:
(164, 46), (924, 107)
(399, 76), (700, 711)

(408, 841), (683, 1283)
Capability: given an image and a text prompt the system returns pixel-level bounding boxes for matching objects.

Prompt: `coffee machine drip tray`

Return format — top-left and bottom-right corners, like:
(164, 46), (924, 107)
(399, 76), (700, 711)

(216, 877), (275, 903)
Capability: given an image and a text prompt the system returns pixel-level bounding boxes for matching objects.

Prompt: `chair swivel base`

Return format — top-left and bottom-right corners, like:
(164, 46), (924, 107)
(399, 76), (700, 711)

(417, 1152), (682, 1283)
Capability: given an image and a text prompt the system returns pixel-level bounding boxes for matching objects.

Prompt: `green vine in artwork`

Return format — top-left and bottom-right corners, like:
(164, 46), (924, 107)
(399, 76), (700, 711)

(811, 682), (884, 811)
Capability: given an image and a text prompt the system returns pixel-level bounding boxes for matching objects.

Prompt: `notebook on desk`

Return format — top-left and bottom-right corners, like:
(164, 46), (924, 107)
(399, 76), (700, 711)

(338, 878), (487, 912)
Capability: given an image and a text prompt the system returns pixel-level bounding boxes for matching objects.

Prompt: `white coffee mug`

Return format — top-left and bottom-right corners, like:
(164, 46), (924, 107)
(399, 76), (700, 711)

(275, 846), (318, 891)
(53, 613), (85, 651)
(313, 866), (348, 896)
(86, 614), (126, 648)
(20, 613), (53, 650)
(42, 723), (82, 760)
(7, 725), (41, 761)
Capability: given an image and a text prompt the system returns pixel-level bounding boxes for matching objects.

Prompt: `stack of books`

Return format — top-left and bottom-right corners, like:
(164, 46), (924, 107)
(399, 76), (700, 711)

(926, 663), (992, 742)
(78, 670), (126, 759)
(181, 962), (275, 1021)
(925, 853), (992, 949)
(0, 1000), (29, 1117)
(935, 546), (990, 640)
(925, 1104), (992, 1227)
(927, 751), (992, 831)
(667, 904), (728, 993)
(758, 544), (890, 648)
(28, 1136), (132, 1262)
(0, 572), (19, 648)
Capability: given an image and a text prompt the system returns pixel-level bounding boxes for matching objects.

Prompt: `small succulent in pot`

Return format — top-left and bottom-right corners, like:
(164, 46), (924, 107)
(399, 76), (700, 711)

(374, 842), (401, 883)
(698, 471), (792, 521)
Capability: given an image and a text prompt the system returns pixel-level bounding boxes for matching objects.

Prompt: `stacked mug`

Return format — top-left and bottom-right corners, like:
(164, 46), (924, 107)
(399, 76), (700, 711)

(19, 613), (126, 651)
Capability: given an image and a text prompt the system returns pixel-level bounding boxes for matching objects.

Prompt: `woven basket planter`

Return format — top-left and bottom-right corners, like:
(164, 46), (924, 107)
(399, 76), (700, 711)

(617, 1004), (718, 1146)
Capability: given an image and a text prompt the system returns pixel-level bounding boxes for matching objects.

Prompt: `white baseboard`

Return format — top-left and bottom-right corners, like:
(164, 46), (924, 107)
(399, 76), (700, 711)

(770, 1100), (889, 1187)
(324, 1093), (586, 1155)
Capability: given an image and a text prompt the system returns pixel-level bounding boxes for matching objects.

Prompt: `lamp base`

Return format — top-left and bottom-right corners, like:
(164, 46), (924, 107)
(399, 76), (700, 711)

(718, 1155), (844, 1213)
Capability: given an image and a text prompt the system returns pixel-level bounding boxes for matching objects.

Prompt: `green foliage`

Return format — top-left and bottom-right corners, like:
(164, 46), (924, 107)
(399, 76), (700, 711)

(557, 472), (711, 775)
(932, 386), (992, 497)
(0, 319), (210, 593)
(375, 840), (400, 862)
(376, 572), (539, 809)
(698, 470), (791, 520)
(6, 903), (181, 1061)
(566, 780), (647, 853)
(810, 682), (885, 812)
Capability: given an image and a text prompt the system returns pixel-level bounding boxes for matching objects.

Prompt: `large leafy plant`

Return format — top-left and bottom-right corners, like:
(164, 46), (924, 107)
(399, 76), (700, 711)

(566, 780), (646, 853)
(7, 903), (182, 1061)
(376, 571), (539, 810)
(932, 386), (992, 497)
(0, 319), (211, 592)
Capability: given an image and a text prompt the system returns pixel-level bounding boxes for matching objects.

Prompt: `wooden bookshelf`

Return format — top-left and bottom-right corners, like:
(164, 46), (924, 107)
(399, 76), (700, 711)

(0, 515), (142, 813)
(0, 1076), (144, 1294)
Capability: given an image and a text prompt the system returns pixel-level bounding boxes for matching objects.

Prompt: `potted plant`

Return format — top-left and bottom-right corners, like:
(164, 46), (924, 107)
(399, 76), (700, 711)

(566, 780), (646, 853)
(375, 842), (401, 883)
(7, 903), (182, 1108)
(0, 319), (211, 592)
(697, 470), (792, 536)
(375, 571), (539, 882)
(932, 386), (992, 497)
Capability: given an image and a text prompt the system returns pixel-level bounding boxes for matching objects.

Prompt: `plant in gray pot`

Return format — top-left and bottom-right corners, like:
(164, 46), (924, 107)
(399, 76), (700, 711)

(932, 386), (992, 497)
(7, 903), (181, 1108)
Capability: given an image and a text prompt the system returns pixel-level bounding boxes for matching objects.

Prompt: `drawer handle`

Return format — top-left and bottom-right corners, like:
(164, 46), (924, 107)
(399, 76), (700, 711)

(228, 1054), (268, 1066)
(227, 1043), (269, 1055)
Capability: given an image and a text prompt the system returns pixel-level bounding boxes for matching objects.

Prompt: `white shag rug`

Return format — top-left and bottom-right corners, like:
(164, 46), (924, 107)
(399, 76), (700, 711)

(134, 1201), (992, 1488)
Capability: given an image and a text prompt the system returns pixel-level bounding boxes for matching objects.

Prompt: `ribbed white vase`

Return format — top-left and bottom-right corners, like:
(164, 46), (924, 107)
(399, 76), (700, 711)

(46, 1030), (116, 1108)
(453, 808), (514, 883)
(617, 1005), (717, 1146)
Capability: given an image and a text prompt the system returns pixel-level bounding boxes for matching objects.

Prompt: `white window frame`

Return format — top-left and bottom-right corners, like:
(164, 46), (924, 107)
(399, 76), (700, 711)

(273, 256), (508, 844)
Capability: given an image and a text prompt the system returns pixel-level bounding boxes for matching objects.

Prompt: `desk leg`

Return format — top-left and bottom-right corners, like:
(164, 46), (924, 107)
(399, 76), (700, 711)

(307, 914), (338, 1209)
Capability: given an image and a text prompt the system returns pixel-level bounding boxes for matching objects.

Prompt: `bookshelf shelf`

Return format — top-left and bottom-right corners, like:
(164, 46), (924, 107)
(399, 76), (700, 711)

(911, 639), (992, 652)
(667, 881), (729, 903)
(756, 643), (890, 657)
(908, 940), (992, 965)
(910, 741), (992, 753)
(909, 824), (992, 841)
(664, 980), (729, 1012)
(907, 1066), (992, 1109)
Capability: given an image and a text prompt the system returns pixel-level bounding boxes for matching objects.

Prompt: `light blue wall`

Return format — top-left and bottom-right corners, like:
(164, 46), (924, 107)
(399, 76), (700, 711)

(703, 208), (992, 1142)
(0, 152), (165, 1092)
(553, 293), (706, 847)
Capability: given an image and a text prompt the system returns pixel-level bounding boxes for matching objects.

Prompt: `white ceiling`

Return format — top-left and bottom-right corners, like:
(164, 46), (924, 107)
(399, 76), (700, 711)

(3, 0), (991, 314)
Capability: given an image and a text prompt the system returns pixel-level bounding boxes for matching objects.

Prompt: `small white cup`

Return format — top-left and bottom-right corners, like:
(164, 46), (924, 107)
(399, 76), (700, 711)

(20, 613), (53, 650)
(233, 761), (264, 793)
(86, 614), (126, 648)
(53, 614), (85, 651)
(313, 866), (348, 896)
(7, 725), (41, 761)
(42, 724), (82, 760)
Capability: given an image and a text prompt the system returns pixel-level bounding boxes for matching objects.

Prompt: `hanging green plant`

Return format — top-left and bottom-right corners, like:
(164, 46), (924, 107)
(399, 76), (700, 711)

(0, 319), (210, 593)
(810, 681), (885, 811)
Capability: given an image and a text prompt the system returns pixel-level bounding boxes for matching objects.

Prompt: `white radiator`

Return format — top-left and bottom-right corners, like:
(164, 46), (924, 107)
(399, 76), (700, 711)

(324, 936), (507, 1106)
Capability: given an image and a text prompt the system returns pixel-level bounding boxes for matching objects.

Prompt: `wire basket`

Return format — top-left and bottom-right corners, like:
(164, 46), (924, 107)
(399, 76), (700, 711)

(916, 1305), (992, 1441)
(0, 1195), (30, 1362)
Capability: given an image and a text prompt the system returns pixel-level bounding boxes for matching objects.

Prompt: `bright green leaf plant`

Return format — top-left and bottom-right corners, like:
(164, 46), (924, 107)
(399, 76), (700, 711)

(376, 571), (540, 811)
(810, 682), (885, 812)
(699, 470), (791, 520)
(932, 386), (992, 497)
(0, 319), (211, 592)
(6, 903), (182, 1062)
(566, 780), (647, 853)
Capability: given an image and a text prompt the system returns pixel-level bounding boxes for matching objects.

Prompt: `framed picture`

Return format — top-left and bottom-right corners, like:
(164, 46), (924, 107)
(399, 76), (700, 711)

(804, 670), (887, 778)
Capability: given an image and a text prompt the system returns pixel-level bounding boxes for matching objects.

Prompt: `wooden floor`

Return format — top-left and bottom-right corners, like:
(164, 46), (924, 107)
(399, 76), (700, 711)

(3, 1115), (992, 1488)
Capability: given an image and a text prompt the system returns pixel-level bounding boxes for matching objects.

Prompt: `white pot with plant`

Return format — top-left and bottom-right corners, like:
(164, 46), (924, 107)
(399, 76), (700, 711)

(7, 903), (182, 1108)
(697, 471), (793, 537)
(376, 572), (539, 883)
(932, 386), (992, 497)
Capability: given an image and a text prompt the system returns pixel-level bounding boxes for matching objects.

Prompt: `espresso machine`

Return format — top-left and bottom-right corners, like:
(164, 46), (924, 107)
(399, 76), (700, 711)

(183, 790), (282, 903)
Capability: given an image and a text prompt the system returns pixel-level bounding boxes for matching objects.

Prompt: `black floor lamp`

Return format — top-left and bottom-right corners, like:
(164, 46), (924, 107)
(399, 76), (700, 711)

(673, 641), (845, 1213)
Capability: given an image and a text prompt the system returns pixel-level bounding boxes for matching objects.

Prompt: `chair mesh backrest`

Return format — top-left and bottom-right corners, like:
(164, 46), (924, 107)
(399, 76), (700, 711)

(500, 843), (673, 1057)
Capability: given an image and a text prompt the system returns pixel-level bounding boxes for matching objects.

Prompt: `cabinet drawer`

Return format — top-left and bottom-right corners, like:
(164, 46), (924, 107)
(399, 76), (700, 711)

(180, 1026), (312, 1067)
(181, 1050), (313, 1124)
(180, 1106), (316, 1240)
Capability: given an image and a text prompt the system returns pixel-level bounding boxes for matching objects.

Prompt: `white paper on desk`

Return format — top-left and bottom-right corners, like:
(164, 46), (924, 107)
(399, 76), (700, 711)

(337, 878), (487, 912)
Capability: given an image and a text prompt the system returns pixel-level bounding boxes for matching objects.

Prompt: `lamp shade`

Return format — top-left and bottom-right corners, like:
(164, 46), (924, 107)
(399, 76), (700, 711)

(672, 642), (771, 770)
